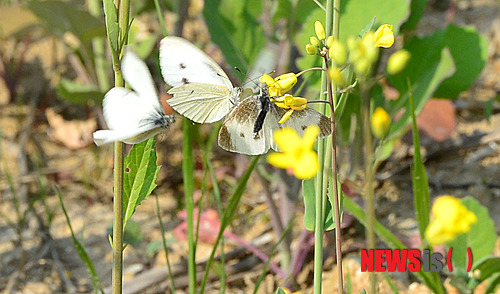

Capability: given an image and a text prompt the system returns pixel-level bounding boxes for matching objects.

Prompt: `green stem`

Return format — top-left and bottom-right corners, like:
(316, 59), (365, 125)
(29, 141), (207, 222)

(110, 1), (130, 294)
(153, 0), (168, 37)
(155, 193), (176, 293)
(361, 82), (377, 294)
(182, 120), (196, 294)
(88, 0), (111, 91)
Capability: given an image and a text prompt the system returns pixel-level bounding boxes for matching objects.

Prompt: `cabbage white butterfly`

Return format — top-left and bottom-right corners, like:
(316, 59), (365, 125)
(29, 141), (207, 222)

(93, 50), (175, 146)
(159, 36), (331, 155)
(160, 36), (242, 123)
(218, 88), (331, 155)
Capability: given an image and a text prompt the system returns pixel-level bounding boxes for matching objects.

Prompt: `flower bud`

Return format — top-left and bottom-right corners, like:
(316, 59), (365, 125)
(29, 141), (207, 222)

(371, 107), (391, 139)
(310, 36), (321, 48)
(314, 21), (326, 40)
(306, 43), (316, 55)
(387, 49), (411, 75)
(374, 24), (394, 48)
(326, 36), (334, 48)
(328, 67), (346, 88)
(354, 58), (371, 77)
(328, 40), (348, 66)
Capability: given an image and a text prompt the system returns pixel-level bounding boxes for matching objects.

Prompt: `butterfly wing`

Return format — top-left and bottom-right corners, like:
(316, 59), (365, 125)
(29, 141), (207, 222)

(218, 95), (272, 155)
(167, 83), (234, 123)
(121, 49), (162, 109)
(160, 36), (239, 123)
(94, 88), (164, 145)
(265, 104), (331, 151)
(160, 36), (233, 89)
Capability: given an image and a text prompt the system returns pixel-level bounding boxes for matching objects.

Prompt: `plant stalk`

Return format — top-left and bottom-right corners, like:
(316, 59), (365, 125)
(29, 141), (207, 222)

(111, 1), (130, 293)
(361, 82), (377, 294)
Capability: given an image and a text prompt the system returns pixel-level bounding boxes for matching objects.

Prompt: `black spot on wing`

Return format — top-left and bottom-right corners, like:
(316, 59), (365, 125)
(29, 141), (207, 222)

(240, 132), (245, 138)
(182, 78), (189, 84)
(302, 125), (307, 131)
(179, 63), (186, 69)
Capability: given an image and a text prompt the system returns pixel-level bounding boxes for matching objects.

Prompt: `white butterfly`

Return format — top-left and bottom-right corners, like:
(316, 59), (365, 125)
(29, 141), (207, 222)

(160, 36), (242, 124)
(218, 88), (332, 155)
(93, 49), (175, 146)
(159, 36), (331, 155)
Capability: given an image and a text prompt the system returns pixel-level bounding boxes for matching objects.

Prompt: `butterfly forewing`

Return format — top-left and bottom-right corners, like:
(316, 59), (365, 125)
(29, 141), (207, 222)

(121, 51), (160, 108)
(160, 37), (233, 90)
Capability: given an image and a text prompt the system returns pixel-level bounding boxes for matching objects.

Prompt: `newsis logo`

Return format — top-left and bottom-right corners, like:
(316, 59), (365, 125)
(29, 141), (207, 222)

(360, 248), (473, 273)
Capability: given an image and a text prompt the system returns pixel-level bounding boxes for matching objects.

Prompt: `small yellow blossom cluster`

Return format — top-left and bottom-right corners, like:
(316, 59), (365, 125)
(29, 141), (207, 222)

(306, 22), (400, 83)
(425, 196), (477, 246)
(259, 73), (307, 124)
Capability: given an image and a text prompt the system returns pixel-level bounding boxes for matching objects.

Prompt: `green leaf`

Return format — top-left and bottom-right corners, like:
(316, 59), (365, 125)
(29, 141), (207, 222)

(390, 25), (487, 99)
(123, 137), (161, 228)
(203, 0), (266, 74)
(473, 257), (500, 283)
(303, 178), (335, 231)
(27, 1), (105, 44)
(485, 273), (500, 294)
(400, 0), (428, 32)
(448, 197), (496, 270)
(409, 85), (430, 239)
(103, 0), (119, 61)
(274, 287), (287, 294)
(57, 78), (104, 105)
(56, 187), (104, 293)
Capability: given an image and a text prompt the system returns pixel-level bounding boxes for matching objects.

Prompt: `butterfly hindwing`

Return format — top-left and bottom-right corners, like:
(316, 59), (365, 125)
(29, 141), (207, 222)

(167, 83), (234, 123)
(271, 105), (332, 138)
(218, 95), (271, 155)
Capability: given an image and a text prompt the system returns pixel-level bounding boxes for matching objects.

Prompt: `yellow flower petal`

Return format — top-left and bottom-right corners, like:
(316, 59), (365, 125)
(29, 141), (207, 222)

(273, 127), (301, 152)
(293, 150), (318, 179)
(302, 125), (320, 149)
(374, 24), (394, 48)
(279, 109), (294, 124)
(259, 74), (275, 85)
(267, 152), (295, 169)
(425, 195), (477, 246)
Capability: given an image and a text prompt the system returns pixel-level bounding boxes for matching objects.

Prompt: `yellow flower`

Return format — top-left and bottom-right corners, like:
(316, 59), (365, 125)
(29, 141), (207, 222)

(387, 49), (411, 75)
(314, 21), (326, 40)
(267, 126), (320, 179)
(271, 94), (308, 123)
(374, 24), (394, 48)
(425, 196), (477, 246)
(259, 73), (297, 97)
(371, 107), (391, 139)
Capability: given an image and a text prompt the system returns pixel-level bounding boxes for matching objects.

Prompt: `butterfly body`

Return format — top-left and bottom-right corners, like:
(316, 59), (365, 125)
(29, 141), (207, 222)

(93, 50), (175, 146)
(218, 89), (331, 155)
